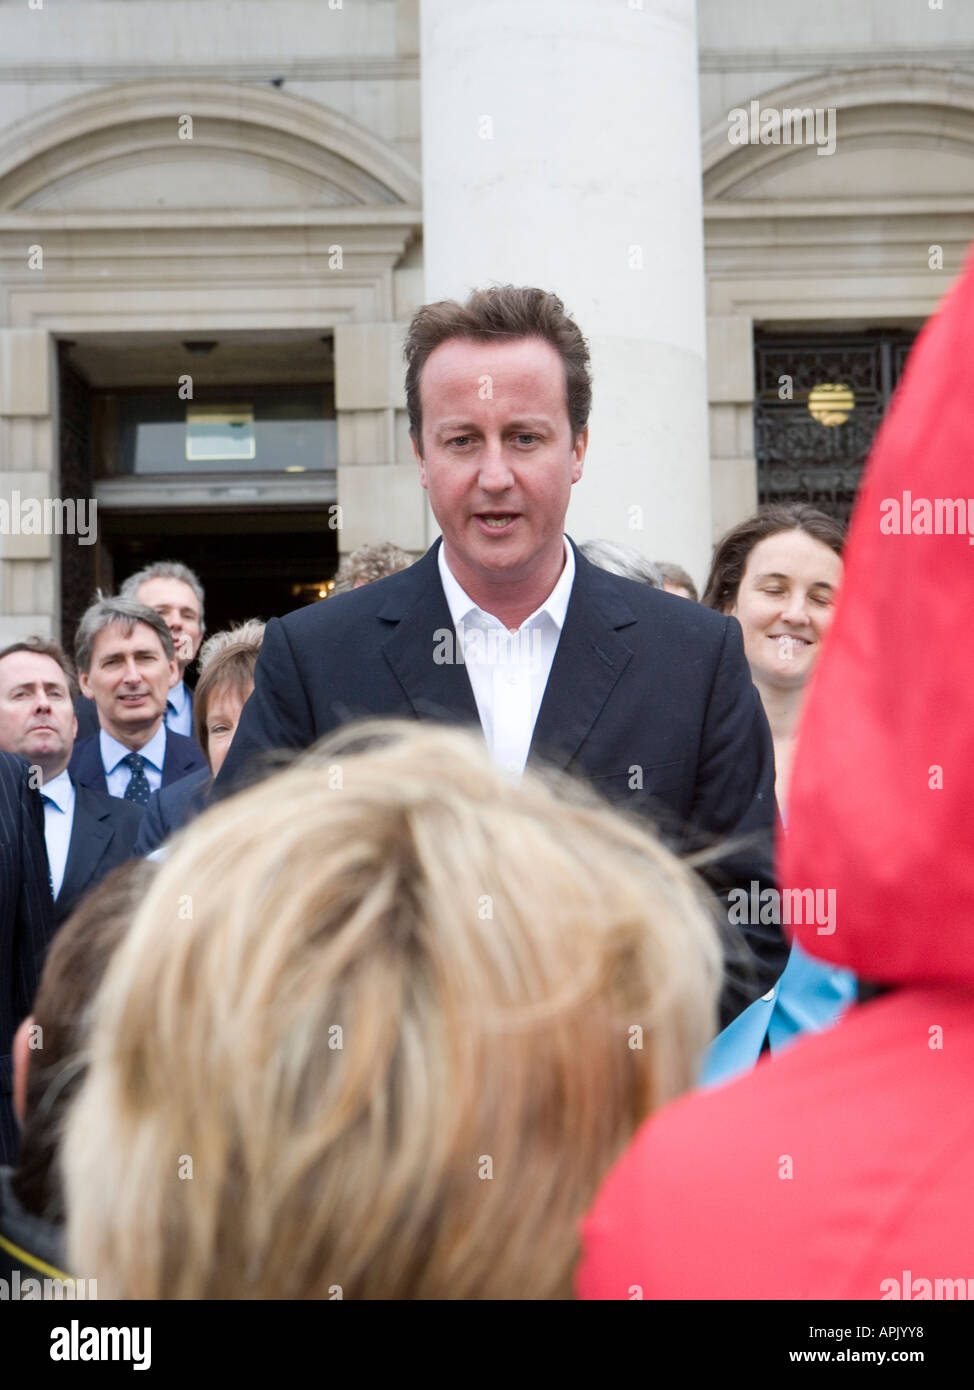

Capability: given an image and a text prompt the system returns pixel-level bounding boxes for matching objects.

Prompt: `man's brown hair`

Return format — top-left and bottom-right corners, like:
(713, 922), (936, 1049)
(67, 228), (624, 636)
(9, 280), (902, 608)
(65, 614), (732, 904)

(0, 636), (77, 698)
(404, 285), (592, 453)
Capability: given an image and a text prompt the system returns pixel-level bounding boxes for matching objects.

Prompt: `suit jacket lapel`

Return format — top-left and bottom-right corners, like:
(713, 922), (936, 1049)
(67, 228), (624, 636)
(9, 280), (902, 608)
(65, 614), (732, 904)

(377, 542), (481, 729)
(161, 733), (201, 787)
(59, 783), (113, 909)
(161, 733), (181, 787)
(81, 738), (109, 796)
(529, 543), (636, 771)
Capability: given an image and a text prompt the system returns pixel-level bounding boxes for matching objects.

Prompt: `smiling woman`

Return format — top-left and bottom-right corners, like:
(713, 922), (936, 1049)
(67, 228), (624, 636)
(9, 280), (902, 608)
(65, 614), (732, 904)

(699, 503), (851, 1083)
(703, 502), (844, 809)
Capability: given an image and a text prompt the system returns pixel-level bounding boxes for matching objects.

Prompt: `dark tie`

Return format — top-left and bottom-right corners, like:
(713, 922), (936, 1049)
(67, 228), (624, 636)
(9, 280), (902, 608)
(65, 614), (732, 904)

(40, 792), (55, 896)
(122, 752), (151, 805)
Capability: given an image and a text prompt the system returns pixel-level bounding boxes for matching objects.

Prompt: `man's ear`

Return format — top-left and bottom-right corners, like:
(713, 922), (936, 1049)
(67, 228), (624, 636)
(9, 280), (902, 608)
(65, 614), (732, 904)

(13, 1015), (34, 1126)
(78, 669), (93, 699)
(571, 427), (588, 484)
(167, 659), (180, 691)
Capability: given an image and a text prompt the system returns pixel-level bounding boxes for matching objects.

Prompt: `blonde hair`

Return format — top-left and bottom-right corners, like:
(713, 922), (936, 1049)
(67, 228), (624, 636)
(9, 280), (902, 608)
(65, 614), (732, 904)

(330, 542), (412, 596)
(197, 619), (266, 674)
(64, 721), (719, 1299)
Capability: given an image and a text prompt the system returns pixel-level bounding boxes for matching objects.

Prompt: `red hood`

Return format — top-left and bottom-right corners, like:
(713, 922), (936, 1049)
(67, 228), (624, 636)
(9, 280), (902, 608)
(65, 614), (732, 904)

(782, 250), (974, 985)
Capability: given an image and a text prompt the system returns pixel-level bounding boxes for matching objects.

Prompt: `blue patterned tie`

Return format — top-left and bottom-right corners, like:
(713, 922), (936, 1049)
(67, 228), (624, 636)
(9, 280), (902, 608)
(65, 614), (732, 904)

(122, 752), (151, 806)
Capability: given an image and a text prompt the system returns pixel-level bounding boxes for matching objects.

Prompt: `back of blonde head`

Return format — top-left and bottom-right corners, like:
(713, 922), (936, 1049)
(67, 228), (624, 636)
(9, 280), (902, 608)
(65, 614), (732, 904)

(64, 721), (719, 1299)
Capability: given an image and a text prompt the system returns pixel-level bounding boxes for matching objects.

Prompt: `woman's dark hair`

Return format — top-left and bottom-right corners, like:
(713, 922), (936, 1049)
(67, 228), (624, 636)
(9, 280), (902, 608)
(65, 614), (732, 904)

(702, 504), (846, 613)
(12, 859), (157, 1223)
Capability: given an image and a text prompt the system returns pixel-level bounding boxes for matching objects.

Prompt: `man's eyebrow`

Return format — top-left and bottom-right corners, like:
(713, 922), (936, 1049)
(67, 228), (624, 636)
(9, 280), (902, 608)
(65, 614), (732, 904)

(433, 417), (553, 433)
(101, 647), (160, 662)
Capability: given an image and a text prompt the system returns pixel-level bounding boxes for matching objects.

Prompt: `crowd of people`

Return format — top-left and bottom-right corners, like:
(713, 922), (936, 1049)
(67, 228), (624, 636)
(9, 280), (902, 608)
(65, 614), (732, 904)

(0, 269), (969, 1299)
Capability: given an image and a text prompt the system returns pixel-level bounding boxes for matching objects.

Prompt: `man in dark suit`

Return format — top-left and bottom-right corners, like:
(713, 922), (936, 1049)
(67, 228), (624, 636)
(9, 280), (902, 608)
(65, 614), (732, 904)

(69, 596), (207, 804)
(217, 285), (785, 1027)
(0, 750), (54, 1164)
(0, 638), (143, 927)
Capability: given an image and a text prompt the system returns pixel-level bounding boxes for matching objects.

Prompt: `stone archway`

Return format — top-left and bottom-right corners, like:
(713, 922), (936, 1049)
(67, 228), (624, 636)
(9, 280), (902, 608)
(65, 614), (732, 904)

(700, 66), (974, 537)
(0, 80), (424, 640)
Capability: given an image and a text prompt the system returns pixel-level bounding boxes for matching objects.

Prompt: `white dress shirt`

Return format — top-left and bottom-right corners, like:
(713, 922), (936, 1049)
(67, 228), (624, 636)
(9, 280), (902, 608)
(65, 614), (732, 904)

(165, 678), (193, 737)
(41, 767), (76, 901)
(437, 537), (575, 778)
(100, 724), (167, 798)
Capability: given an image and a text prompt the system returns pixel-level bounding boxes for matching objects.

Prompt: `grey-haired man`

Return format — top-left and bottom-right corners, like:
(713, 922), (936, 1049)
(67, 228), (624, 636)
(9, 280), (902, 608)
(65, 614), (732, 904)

(68, 596), (206, 806)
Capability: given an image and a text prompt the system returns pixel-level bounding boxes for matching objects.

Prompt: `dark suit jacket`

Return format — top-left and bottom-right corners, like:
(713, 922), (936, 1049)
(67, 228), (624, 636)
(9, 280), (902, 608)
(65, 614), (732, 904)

(68, 728), (207, 799)
(0, 753), (54, 1165)
(72, 694), (99, 743)
(133, 766), (211, 857)
(54, 782), (144, 926)
(216, 539), (785, 1026)
(74, 690), (199, 747)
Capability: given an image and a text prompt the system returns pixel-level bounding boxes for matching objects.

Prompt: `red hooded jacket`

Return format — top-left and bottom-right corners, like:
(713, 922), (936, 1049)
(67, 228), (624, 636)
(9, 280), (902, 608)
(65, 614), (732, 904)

(576, 248), (974, 1300)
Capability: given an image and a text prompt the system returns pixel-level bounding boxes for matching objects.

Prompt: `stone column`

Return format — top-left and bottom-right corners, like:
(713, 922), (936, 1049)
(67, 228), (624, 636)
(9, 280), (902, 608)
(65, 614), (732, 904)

(0, 329), (58, 641)
(707, 314), (758, 543)
(419, 0), (712, 585)
(334, 320), (427, 556)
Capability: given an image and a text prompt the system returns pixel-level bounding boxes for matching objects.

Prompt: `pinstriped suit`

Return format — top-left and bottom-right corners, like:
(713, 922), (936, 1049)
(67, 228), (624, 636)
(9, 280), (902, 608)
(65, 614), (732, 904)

(0, 751), (55, 1164)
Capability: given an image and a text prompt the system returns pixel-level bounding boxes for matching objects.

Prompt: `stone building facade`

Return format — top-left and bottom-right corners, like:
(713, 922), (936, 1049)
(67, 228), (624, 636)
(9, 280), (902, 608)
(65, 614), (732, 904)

(0, 0), (971, 641)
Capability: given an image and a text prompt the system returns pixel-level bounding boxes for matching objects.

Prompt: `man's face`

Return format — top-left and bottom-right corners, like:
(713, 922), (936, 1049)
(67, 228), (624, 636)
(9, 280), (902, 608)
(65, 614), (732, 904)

(79, 622), (179, 744)
(0, 651), (77, 781)
(135, 577), (203, 671)
(412, 336), (587, 595)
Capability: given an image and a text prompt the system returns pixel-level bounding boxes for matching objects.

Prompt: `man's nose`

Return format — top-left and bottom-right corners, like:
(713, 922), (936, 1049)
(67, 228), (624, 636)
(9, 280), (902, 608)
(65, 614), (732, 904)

(121, 658), (142, 682)
(478, 439), (514, 491)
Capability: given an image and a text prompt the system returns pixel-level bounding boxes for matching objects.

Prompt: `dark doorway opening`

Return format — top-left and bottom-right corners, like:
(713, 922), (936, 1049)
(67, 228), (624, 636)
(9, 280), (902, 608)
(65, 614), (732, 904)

(98, 509), (339, 641)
